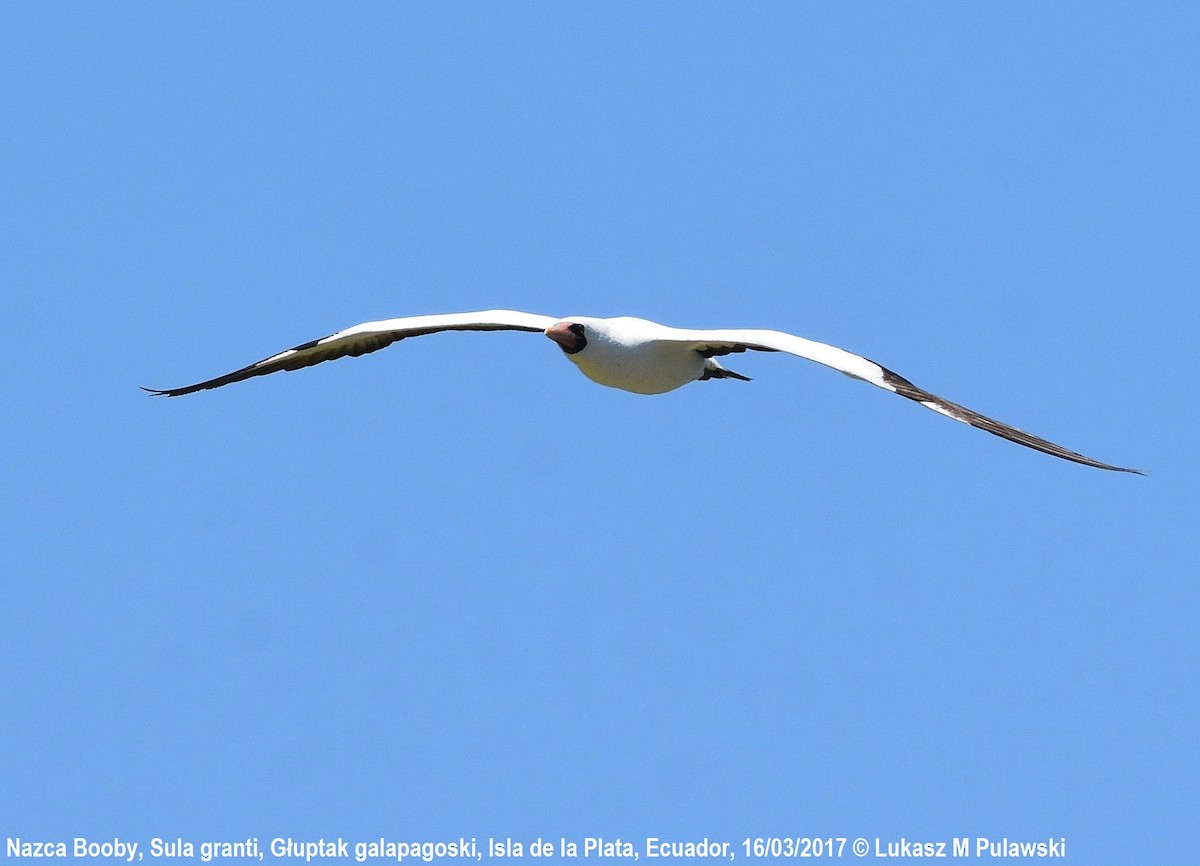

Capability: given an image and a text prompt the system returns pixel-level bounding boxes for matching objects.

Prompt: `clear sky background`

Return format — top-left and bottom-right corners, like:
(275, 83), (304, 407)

(2, 4), (1195, 864)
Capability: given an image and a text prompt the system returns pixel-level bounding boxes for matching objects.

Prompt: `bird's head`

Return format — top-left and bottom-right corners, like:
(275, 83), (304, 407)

(544, 321), (588, 355)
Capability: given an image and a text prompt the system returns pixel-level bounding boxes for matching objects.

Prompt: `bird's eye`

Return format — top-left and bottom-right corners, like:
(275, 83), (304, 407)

(569, 323), (585, 336)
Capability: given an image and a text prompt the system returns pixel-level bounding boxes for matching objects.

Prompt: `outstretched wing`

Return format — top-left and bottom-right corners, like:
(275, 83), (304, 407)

(663, 325), (1141, 474)
(143, 310), (558, 397)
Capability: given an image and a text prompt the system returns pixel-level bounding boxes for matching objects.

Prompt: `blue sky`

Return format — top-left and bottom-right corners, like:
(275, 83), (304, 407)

(2, 3), (1195, 864)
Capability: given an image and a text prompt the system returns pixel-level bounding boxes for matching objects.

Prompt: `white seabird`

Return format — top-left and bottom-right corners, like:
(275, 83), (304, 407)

(144, 310), (1140, 473)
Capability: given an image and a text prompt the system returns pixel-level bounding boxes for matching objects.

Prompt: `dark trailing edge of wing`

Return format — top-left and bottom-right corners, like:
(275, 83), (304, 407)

(697, 343), (779, 358)
(694, 341), (776, 381)
(142, 322), (547, 397)
(878, 368), (1143, 474)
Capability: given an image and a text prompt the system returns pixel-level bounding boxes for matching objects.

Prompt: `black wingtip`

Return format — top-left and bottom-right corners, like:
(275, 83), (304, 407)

(140, 386), (172, 397)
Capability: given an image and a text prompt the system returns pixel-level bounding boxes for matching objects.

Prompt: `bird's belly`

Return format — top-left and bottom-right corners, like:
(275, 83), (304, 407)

(571, 347), (703, 394)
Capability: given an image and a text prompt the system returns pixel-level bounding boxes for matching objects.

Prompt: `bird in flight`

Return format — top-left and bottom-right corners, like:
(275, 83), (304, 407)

(144, 309), (1140, 473)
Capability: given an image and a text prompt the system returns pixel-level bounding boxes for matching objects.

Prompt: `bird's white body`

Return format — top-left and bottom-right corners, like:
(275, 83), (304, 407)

(561, 316), (706, 394)
(144, 309), (1139, 473)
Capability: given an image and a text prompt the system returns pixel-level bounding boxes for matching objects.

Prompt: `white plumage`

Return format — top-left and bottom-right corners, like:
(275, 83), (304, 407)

(144, 309), (1140, 473)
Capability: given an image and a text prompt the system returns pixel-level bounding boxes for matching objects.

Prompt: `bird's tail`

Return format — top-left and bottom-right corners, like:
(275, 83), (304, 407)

(700, 358), (751, 382)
